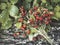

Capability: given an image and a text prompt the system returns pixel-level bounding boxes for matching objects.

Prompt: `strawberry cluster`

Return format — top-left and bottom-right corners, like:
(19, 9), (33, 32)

(18, 6), (54, 30)
(14, 6), (54, 38)
(29, 6), (54, 25)
(19, 6), (26, 16)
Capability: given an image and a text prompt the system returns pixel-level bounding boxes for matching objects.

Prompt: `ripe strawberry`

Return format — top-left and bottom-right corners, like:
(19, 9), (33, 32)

(18, 18), (23, 22)
(20, 26), (25, 30)
(21, 11), (26, 16)
(22, 24), (26, 28)
(29, 19), (34, 23)
(44, 14), (49, 17)
(25, 30), (31, 34)
(33, 6), (38, 10)
(36, 16), (39, 20)
(35, 19), (38, 22)
(45, 21), (49, 25)
(34, 14), (37, 17)
(48, 17), (51, 20)
(34, 12), (40, 15)
(39, 16), (43, 21)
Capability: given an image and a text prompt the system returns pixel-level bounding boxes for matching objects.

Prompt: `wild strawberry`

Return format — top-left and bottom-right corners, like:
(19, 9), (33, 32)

(36, 16), (39, 20)
(34, 14), (37, 17)
(22, 24), (26, 28)
(34, 12), (40, 15)
(25, 30), (31, 34)
(20, 26), (25, 30)
(21, 13), (26, 16)
(35, 19), (38, 22)
(39, 16), (43, 21)
(48, 17), (51, 20)
(29, 19), (34, 23)
(18, 18), (23, 22)
(44, 14), (49, 17)
(29, 9), (33, 14)
(20, 9), (24, 12)
(45, 21), (49, 25)
(33, 6), (38, 10)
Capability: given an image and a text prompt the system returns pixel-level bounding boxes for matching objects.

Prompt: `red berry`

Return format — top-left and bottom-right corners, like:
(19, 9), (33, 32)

(35, 19), (38, 22)
(33, 25), (38, 28)
(25, 30), (31, 34)
(33, 6), (38, 10)
(45, 21), (49, 25)
(39, 17), (43, 21)
(44, 14), (49, 17)
(36, 16), (39, 20)
(34, 12), (40, 15)
(34, 14), (37, 17)
(20, 26), (25, 30)
(29, 19), (34, 23)
(22, 24), (26, 28)
(48, 17), (51, 20)
(18, 18), (23, 22)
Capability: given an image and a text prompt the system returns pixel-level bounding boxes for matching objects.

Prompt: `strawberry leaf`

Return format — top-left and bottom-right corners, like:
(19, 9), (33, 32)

(0, 3), (7, 10)
(15, 22), (22, 29)
(10, 0), (18, 4)
(1, 19), (12, 29)
(0, 9), (9, 23)
(55, 12), (60, 19)
(9, 5), (19, 18)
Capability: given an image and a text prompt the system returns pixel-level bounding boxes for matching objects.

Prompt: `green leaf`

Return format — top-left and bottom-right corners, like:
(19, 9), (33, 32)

(52, 16), (59, 20)
(0, 3), (7, 10)
(10, 0), (18, 4)
(15, 22), (22, 29)
(30, 27), (38, 34)
(0, 0), (8, 2)
(0, 9), (9, 23)
(54, 5), (60, 12)
(23, 2), (30, 10)
(52, 0), (60, 3)
(55, 12), (60, 19)
(25, 0), (32, 2)
(33, 0), (39, 7)
(41, 0), (46, 3)
(1, 19), (12, 29)
(47, 5), (53, 10)
(9, 5), (19, 18)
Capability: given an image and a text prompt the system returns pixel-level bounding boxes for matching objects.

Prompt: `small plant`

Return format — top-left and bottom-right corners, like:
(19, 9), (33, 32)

(0, 0), (60, 45)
